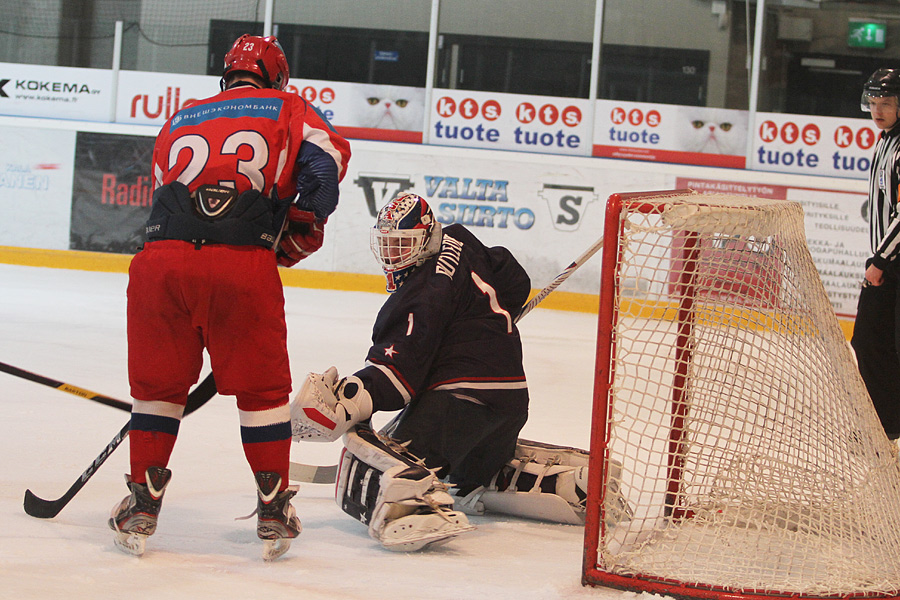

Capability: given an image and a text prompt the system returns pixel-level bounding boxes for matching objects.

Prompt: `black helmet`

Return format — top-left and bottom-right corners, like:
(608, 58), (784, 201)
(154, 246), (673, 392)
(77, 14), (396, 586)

(861, 68), (900, 112)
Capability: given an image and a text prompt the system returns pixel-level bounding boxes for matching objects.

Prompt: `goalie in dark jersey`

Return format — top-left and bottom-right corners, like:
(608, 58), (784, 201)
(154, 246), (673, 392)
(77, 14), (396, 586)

(291, 193), (631, 551)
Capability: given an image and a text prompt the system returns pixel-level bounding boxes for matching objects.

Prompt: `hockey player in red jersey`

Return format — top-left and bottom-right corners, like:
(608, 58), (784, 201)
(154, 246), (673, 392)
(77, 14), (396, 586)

(109, 34), (351, 560)
(290, 193), (632, 551)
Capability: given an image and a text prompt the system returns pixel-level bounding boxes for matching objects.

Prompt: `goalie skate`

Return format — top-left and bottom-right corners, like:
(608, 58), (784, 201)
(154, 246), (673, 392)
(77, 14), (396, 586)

(337, 426), (474, 551)
(379, 505), (473, 552)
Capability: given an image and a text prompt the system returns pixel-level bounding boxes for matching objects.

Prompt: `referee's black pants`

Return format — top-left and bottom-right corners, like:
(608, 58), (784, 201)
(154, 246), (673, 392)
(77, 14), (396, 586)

(851, 265), (900, 439)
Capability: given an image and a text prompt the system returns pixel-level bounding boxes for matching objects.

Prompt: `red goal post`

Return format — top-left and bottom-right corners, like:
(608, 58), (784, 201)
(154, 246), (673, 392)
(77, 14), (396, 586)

(582, 189), (900, 600)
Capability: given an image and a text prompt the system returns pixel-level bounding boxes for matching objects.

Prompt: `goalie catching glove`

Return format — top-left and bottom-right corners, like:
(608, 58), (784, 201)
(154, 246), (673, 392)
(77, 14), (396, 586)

(276, 206), (326, 267)
(290, 367), (373, 442)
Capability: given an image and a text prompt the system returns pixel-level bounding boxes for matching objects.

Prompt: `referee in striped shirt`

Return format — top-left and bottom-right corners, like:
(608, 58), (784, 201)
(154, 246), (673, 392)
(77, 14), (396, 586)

(851, 68), (900, 440)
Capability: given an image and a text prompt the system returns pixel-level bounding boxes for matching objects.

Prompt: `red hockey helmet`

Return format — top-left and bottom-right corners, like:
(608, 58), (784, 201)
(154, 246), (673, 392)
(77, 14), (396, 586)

(222, 34), (289, 91)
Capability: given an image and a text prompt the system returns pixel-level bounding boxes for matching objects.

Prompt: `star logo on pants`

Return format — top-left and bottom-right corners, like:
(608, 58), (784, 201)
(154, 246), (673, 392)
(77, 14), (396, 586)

(384, 344), (398, 358)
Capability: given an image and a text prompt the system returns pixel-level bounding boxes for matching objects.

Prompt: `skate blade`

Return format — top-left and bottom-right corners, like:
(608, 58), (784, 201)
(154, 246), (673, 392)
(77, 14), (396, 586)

(262, 538), (292, 561)
(113, 530), (147, 557)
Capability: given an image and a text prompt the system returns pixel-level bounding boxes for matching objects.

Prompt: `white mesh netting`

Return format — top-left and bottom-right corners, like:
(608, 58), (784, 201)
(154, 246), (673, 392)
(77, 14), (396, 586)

(590, 191), (900, 598)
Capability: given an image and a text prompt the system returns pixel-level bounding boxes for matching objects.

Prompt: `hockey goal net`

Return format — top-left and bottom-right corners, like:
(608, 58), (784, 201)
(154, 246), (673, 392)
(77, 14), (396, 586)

(583, 189), (900, 599)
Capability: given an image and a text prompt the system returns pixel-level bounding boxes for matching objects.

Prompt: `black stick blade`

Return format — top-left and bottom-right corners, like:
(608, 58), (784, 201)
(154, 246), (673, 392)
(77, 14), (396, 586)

(23, 488), (66, 519)
(22, 422), (129, 519)
(20, 374), (215, 520)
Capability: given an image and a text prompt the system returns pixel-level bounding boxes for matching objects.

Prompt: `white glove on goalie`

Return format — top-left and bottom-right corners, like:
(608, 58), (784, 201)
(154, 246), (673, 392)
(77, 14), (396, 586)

(290, 367), (374, 442)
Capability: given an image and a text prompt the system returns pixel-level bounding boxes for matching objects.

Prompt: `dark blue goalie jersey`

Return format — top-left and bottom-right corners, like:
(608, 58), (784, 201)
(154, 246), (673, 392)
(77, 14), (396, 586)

(355, 224), (531, 415)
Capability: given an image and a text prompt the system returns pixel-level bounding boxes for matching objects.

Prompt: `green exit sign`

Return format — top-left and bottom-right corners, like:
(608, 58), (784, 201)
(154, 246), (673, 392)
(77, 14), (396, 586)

(849, 20), (886, 49)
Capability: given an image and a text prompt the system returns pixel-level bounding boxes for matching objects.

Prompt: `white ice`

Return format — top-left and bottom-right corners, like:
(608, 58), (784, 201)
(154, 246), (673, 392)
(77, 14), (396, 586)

(0, 263), (663, 600)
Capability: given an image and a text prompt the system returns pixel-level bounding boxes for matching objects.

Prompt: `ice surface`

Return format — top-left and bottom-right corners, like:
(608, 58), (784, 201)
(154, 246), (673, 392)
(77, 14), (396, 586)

(0, 263), (660, 600)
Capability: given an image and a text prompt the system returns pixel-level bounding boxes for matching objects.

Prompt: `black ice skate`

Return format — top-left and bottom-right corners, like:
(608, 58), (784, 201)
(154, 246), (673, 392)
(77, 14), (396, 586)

(254, 471), (302, 561)
(109, 466), (171, 557)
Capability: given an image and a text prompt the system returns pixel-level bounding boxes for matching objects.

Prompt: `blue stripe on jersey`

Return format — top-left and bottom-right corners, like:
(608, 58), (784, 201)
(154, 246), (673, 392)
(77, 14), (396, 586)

(170, 97), (283, 130)
(240, 421), (292, 444)
(130, 412), (181, 436)
(307, 101), (339, 133)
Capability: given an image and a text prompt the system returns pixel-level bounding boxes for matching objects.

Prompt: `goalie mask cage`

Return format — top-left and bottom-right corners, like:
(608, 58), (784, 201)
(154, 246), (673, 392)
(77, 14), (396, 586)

(582, 190), (900, 600)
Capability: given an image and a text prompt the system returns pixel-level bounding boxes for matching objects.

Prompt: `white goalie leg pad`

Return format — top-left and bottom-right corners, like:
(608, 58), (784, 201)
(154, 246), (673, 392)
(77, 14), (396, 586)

(290, 367), (373, 442)
(454, 439), (633, 527)
(466, 460), (586, 525)
(335, 427), (474, 552)
(514, 438), (590, 468)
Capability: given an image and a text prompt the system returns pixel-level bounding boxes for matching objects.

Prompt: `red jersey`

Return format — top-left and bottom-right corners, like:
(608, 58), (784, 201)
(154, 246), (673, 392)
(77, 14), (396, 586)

(151, 85), (351, 201)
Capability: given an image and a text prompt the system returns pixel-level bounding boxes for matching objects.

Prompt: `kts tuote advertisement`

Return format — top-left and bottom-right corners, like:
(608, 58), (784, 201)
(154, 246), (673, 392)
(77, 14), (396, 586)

(751, 112), (875, 181)
(593, 99), (748, 169)
(427, 89), (593, 157)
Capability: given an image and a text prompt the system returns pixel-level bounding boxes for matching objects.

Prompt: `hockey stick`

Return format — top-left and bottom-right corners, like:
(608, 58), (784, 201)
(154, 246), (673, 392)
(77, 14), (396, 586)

(0, 361), (132, 412)
(516, 236), (604, 323)
(289, 236), (605, 484)
(4, 361), (336, 499)
(22, 372), (217, 519)
(289, 461), (338, 485)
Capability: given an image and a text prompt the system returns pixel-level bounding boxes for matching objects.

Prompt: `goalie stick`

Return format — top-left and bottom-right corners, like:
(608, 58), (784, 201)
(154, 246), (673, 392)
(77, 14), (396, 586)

(288, 236), (605, 484)
(0, 360), (132, 412)
(289, 461), (338, 484)
(23, 372), (217, 519)
(516, 236), (604, 323)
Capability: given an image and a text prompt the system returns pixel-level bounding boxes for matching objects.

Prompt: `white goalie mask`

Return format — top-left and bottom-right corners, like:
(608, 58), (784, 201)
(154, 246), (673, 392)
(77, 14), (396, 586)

(370, 193), (441, 292)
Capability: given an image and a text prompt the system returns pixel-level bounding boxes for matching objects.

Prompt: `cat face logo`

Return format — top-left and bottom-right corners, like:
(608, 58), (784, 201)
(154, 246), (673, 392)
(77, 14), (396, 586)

(538, 184), (598, 232)
(353, 173), (415, 217)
